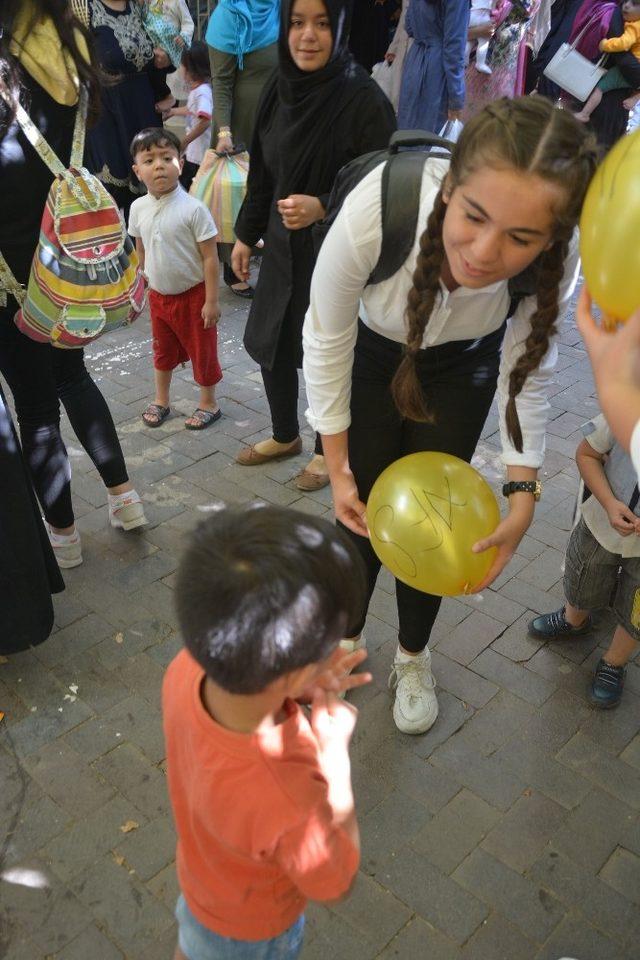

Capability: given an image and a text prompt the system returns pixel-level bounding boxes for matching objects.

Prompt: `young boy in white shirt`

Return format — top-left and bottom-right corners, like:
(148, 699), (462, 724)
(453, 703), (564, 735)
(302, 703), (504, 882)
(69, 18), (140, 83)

(129, 128), (222, 431)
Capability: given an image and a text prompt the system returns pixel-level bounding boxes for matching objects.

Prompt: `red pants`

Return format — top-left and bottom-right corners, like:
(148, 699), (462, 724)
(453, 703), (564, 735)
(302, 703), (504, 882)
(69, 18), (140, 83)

(149, 282), (222, 387)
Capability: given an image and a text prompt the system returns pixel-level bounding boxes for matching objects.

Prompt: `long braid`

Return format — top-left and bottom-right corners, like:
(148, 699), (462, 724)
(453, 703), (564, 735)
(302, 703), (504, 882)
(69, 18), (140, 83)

(391, 188), (447, 421)
(505, 238), (569, 452)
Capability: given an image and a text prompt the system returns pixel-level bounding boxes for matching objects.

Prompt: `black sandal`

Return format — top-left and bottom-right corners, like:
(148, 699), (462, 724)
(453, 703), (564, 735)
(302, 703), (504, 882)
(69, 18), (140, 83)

(185, 408), (222, 431)
(142, 403), (170, 427)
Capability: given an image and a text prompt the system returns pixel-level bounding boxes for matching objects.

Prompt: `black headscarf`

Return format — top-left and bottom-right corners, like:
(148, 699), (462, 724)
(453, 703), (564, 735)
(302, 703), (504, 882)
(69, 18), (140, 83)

(263, 0), (373, 197)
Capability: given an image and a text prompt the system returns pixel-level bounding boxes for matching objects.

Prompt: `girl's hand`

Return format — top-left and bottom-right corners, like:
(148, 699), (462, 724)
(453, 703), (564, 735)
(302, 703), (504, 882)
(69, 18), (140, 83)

(331, 471), (369, 538)
(297, 648), (372, 703)
(277, 195), (324, 230)
(470, 498), (534, 591)
(216, 133), (234, 153)
(231, 240), (252, 282)
(385, 52), (396, 63)
(448, 108), (463, 121)
(153, 47), (171, 69)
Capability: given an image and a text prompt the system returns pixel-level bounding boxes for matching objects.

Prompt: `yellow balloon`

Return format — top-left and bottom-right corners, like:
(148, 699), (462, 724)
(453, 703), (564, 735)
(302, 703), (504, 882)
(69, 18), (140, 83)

(580, 129), (640, 324)
(366, 452), (500, 597)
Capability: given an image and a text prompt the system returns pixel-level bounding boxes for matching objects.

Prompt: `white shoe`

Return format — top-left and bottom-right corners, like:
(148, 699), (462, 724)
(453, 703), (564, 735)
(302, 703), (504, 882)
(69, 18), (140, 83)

(108, 490), (147, 531)
(388, 648), (438, 734)
(475, 62), (492, 74)
(48, 526), (83, 569)
(339, 634), (366, 655)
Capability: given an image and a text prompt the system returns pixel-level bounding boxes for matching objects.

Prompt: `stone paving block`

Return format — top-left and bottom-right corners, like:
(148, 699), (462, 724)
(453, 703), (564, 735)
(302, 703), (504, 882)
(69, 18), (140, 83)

(0, 857), (90, 954)
(500, 576), (564, 615)
(376, 917), (458, 960)
(146, 862), (180, 912)
(481, 791), (568, 873)
(32, 614), (114, 669)
(413, 789), (502, 874)
(435, 610), (505, 666)
(578, 689), (640, 754)
(360, 739), (460, 813)
(62, 716), (125, 764)
(368, 590), (399, 629)
(470, 648), (555, 705)
(349, 758), (395, 819)
(599, 846), (640, 904)
(133, 583), (180, 630)
(0, 678), (30, 726)
(0, 745), (46, 824)
(454, 847), (565, 943)
(21, 740), (115, 819)
(42, 794), (148, 882)
(52, 592), (90, 630)
(490, 611), (547, 662)
(405, 690), (474, 760)
(372, 847), (488, 944)
(534, 915), (632, 960)
(493, 736), (591, 810)
(489, 551), (530, 591)
(529, 847), (637, 944)
(0, 929), (41, 960)
(459, 913), (536, 960)
(106, 552), (179, 594)
(525, 645), (594, 703)
(518, 547), (567, 592)
(457, 588), (526, 626)
(92, 742), (170, 819)
(303, 906), (379, 960)
(50, 651), (130, 715)
(133, 926), (177, 960)
(556, 732), (640, 810)
(430, 651), (499, 709)
(3, 793), (71, 864)
(54, 923), (125, 960)
(70, 855), (174, 956)
(550, 788), (636, 873)
(7, 697), (94, 758)
(114, 816), (175, 883)
(621, 733), (640, 770)
(111, 651), (165, 707)
(350, 691), (394, 758)
(360, 790), (432, 874)
(331, 873), (413, 953)
(527, 517), (575, 551)
(0, 649), (69, 707)
(430, 734), (527, 812)
(451, 689), (536, 757)
(93, 620), (173, 670)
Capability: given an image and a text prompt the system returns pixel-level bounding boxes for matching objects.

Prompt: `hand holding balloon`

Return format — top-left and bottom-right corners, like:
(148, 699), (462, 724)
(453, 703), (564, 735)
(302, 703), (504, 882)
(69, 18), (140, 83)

(471, 494), (535, 591)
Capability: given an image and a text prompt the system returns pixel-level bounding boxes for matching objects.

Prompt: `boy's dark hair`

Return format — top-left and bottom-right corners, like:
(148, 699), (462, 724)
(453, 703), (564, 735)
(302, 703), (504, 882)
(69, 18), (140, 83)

(181, 40), (211, 82)
(130, 127), (181, 160)
(175, 505), (367, 695)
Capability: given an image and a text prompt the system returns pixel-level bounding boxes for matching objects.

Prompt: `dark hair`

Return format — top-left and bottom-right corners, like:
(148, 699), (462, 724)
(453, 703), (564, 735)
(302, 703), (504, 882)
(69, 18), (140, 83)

(175, 505), (367, 695)
(391, 96), (598, 452)
(130, 126), (181, 159)
(0, 0), (101, 133)
(181, 40), (210, 82)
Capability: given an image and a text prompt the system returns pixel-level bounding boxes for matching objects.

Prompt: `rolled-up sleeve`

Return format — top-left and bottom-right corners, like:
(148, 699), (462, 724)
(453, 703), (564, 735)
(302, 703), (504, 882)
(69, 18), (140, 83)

(303, 169), (383, 435)
(498, 231), (581, 468)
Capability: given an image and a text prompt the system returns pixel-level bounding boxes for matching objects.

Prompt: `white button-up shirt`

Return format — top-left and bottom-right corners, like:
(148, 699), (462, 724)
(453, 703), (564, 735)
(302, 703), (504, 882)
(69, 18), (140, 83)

(302, 158), (581, 469)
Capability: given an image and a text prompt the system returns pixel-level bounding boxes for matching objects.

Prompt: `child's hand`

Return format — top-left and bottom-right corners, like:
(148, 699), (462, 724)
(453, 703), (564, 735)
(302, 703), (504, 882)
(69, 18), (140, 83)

(154, 47), (171, 69)
(175, 35), (185, 47)
(231, 240), (252, 282)
(606, 499), (637, 535)
(598, 39), (606, 51)
(277, 195), (324, 230)
(297, 648), (372, 703)
(311, 688), (357, 754)
(202, 301), (221, 328)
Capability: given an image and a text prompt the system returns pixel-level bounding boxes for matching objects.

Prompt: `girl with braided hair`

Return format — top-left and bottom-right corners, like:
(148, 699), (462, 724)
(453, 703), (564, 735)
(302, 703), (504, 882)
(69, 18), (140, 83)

(302, 95), (597, 735)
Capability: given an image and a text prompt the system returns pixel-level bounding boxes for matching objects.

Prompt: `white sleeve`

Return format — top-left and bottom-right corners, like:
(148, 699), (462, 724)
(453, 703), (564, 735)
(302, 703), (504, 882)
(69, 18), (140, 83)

(177, 0), (194, 41)
(631, 419), (640, 482)
(194, 85), (213, 118)
(128, 200), (141, 239)
(497, 230), (581, 469)
(192, 201), (218, 241)
(303, 168), (384, 435)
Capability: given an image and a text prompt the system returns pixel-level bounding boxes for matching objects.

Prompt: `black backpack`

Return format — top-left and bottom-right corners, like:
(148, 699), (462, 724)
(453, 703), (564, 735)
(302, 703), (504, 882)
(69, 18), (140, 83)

(314, 128), (539, 307)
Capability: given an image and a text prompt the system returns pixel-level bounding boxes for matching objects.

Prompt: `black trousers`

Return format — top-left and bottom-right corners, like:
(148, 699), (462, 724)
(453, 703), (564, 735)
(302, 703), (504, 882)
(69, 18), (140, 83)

(261, 308), (322, 455)
(343, 321), (505, 652)
(0, 307), (129, 529)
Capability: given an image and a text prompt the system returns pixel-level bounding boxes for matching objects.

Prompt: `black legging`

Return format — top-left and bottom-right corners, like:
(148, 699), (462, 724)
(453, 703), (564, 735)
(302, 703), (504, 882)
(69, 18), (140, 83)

(342, 321), (505, 652)
(261, 308), (322, 455)
(0, 306), (128, 529)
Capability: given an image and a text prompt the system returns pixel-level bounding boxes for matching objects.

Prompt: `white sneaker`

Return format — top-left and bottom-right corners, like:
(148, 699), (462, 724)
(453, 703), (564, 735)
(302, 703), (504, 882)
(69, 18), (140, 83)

(388, 648), (438, 734)
(48, 526), (83, 569)
(339, 634), (366, 655)
(108, 490), (147, 531)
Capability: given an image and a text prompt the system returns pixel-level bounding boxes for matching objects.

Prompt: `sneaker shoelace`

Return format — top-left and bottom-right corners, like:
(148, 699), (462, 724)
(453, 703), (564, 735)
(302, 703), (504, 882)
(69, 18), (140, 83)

(549, 608), (581, 633)
(594, 660), (625, 688)
(393, 658), (436, 704)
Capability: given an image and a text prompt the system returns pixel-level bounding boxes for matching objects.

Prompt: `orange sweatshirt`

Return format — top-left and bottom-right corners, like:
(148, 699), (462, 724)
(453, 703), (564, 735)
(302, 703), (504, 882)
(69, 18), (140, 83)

(601, 19), (640, 61)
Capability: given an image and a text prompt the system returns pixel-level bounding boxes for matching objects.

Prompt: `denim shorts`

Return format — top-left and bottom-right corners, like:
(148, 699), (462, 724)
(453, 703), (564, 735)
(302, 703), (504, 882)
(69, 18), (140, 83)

(175, 895), (305, 960)
(564, 518), (640, 640)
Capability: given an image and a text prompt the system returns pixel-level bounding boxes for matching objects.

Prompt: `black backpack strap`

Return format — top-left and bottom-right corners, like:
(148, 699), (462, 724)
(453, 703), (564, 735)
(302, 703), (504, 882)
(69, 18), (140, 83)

(368, 129), (453, 286)
(629, 484), (639, 513)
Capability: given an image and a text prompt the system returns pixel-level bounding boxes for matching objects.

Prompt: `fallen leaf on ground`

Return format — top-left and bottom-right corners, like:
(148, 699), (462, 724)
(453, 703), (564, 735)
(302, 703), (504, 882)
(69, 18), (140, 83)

(112, 853), (126, 866)
(115, 632), (124, 644)
(0, 712), (4, 723)
(120, 820), (139, 834)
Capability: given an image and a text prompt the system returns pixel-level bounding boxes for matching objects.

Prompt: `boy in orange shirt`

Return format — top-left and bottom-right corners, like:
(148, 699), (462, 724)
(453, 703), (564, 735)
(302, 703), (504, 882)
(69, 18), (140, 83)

(163, 504), (371, 960)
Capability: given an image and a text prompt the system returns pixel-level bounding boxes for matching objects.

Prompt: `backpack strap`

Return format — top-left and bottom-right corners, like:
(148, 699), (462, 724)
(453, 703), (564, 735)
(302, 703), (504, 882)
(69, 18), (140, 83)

(368, 130), (453, 286)
(0, 251), (26, 308)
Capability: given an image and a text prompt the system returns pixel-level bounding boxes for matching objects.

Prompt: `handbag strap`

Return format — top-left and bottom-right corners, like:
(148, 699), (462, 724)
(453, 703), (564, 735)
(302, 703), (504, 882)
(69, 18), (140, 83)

(570, 14), (607, 53)
(0, 251), (26, 308)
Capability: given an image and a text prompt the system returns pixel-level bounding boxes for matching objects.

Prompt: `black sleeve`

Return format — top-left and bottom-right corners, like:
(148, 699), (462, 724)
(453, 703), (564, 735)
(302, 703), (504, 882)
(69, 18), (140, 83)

(234, 108), (276, 248)
(349, 84), (397, 157)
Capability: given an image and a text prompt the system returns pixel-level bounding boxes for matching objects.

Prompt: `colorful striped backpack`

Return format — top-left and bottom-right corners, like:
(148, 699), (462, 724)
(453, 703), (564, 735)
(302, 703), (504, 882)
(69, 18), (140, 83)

(0, 87), (146, 349)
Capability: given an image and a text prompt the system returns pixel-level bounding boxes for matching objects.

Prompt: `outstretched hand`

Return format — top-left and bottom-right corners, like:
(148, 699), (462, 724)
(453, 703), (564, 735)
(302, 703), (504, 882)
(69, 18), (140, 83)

(470, 503), (533, 592)
(297, 647), (372, 704)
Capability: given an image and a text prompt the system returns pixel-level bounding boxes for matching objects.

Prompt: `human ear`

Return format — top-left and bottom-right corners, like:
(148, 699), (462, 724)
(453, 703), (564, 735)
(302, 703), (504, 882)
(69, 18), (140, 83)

(441, 175), (453, 204)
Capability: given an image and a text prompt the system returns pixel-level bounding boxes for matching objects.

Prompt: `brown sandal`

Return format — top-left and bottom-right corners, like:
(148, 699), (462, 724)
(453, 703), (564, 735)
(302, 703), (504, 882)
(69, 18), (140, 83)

(142, 403), (170, 427)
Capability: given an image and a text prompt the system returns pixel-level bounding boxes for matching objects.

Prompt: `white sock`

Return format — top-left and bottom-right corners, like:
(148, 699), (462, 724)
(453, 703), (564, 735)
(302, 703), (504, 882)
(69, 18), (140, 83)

(395, 645), (427, 663)
(49, 527), (79, 543)
(108, 490), (141, 509)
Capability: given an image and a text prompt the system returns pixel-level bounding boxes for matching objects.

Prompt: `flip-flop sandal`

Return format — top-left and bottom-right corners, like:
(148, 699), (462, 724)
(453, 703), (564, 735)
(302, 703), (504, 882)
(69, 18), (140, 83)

(185, 408), (222, 430)
(142, 403), (171, 427)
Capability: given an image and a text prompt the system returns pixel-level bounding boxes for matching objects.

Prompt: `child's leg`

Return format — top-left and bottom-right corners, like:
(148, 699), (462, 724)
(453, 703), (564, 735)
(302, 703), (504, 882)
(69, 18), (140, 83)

(623, 89), (640, 111)
(604, 624), (638, 666)
(475, 38), (492, 73)
(154, 368), (173, 408)
(574, 86), (603, 122)
(173, 948), (187, 960)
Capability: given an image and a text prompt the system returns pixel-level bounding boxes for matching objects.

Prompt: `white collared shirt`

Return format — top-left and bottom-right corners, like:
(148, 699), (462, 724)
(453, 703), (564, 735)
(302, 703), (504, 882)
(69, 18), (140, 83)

(302, 158), (581, 469)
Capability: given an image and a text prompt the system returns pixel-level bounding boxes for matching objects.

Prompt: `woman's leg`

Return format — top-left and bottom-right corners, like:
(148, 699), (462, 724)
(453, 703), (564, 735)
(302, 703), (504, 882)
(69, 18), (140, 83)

(52, 349), (130, 491)
(0, 314), (74, 530)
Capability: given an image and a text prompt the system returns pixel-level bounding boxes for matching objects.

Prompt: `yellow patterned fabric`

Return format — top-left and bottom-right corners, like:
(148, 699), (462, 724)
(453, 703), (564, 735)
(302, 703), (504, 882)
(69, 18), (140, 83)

(9, 0), (90, 106)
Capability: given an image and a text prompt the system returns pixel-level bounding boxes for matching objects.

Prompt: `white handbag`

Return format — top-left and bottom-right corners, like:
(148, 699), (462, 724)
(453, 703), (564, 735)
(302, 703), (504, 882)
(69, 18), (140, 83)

(543, 18), (606, 102)
(371, 60), (394, 100)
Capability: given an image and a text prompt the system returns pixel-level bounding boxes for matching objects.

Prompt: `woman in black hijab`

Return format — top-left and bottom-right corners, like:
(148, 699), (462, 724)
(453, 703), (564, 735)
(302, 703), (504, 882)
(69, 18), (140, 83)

(232, 0), (396, 490)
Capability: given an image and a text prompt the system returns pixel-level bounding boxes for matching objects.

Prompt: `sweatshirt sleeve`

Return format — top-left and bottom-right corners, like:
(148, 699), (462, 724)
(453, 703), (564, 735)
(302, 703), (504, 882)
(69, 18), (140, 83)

(601, 22), (640, 54)
(497, 230), (581, 469)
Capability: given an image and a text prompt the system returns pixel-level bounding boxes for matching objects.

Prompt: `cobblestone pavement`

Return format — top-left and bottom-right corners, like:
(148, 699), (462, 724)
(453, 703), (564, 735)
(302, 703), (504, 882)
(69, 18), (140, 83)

(1, 281), (639, 960)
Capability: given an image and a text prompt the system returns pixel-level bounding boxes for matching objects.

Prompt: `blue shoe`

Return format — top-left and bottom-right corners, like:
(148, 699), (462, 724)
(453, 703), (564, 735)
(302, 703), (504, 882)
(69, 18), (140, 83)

(528, 607), (592, 640)
(589, 659), (625, 709)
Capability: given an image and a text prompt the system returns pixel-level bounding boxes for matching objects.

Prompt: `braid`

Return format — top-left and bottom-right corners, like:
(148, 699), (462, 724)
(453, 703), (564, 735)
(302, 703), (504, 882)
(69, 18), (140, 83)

(505, 239), (569, 452)
(391, 188), (447, 421)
